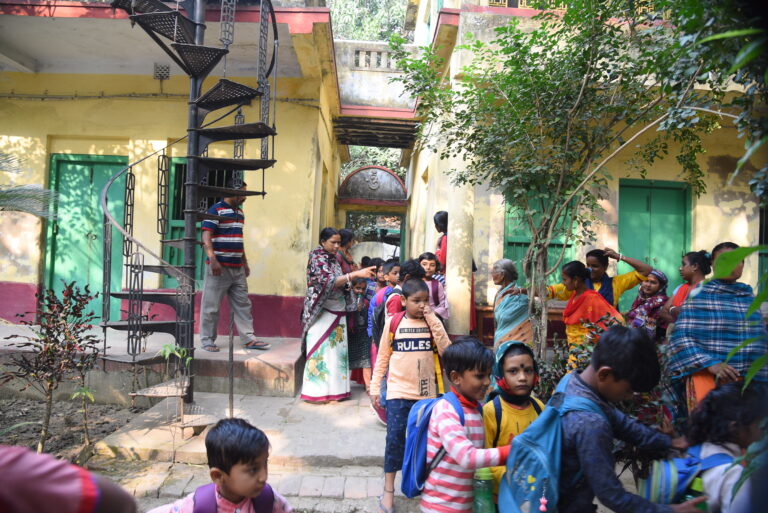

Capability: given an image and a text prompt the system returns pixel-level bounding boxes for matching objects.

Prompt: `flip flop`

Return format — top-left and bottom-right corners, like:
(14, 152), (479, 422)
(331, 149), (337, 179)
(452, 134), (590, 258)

(201, 344), (220, 352)
(244, 340), (271, 350)
(378, 491), (395, 513)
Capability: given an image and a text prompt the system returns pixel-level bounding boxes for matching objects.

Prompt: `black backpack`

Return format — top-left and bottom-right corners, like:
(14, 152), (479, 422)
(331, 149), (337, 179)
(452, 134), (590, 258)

(371, 288), (401, 348)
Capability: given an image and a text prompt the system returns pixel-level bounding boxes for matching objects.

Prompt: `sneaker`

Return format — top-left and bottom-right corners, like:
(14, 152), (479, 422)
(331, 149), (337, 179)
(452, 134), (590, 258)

(370, 403), (387, 426)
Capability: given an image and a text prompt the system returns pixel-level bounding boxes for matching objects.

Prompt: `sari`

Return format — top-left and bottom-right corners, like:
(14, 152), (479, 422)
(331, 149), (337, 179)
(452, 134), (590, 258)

(669, 280), (768, 414)
(493, 283), (532, 347)
(300, 246), (352, 402)
(562, 289), (623, 349)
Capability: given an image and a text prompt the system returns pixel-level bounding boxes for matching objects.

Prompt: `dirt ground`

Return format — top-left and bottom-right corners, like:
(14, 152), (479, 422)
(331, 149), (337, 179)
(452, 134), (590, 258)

(0, 397), (146, 462)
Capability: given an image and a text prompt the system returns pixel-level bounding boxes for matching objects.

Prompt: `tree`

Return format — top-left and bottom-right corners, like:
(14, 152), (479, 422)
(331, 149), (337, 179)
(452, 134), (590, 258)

(328, 0), (409, 42)
(0, 153), (57, 218)
(340, 145), (406, 180)
(391, 0), (718, 357)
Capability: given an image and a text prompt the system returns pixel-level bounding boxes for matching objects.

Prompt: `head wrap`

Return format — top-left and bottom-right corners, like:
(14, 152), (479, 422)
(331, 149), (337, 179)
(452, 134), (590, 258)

(487, 341), (539, 406)
(648, 269), (669, 296)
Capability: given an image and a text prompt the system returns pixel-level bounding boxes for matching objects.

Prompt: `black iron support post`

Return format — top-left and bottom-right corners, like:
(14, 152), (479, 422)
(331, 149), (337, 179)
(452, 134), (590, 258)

(182, 0), (206, 404)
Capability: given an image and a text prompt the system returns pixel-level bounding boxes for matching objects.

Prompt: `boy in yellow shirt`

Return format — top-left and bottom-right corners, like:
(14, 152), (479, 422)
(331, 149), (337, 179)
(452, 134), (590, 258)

(482, 341), (544, 501)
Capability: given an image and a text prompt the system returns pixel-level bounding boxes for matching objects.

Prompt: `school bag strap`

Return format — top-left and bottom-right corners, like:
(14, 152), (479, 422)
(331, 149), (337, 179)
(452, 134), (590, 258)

(192, 482), (274, 513)
(426, 391), (466, 474)
(429, 279), (440, 307)
(388, 310), (408, 342)
(687, 444), (734, 471)
(492, 395), (543, 448)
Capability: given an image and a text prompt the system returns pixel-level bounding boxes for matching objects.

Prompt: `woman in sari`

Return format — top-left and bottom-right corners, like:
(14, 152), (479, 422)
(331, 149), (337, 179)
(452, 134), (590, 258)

(560, 261), (624, 350)
(625, 269), (669, 342)
(300, 227), (375, 404)
(669, 242), (768, 417)
(491, 259), (532, 347)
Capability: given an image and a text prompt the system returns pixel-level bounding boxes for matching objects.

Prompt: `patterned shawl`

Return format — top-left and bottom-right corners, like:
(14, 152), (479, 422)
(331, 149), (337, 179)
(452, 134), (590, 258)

(626, 270), (669, 342)
(301, 246), (343, 345)
(668, 280), (768, 382)
(493, 283), (529, 345)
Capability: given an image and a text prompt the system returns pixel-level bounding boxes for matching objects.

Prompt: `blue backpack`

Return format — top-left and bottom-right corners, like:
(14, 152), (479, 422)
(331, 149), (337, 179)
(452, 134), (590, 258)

(637, 444), (733, 504)
(401, 391), (465, 498)
(498, 373), (606, 513)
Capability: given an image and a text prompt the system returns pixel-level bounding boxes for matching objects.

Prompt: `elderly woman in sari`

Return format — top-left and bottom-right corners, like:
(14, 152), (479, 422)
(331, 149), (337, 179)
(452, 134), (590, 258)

(669, 241), (768, 417)
(491, 259), (533, 347)
(300, 227), (375, 404)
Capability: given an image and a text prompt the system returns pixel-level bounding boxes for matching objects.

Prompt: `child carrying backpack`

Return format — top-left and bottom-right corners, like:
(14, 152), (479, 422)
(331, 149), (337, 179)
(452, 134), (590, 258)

(482, 342), (544, 501)
(148, 419), (292, 513)
(370, 279), (451, 513)
(498, 326), (703, 513)
(638, 383), (767, 513)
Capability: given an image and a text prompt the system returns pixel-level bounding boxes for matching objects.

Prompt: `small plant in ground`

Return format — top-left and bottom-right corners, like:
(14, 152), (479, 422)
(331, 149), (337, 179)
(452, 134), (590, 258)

(1, 282), (99, 453)
(70, 333), (100, 464)
(157, 343), (192, 382)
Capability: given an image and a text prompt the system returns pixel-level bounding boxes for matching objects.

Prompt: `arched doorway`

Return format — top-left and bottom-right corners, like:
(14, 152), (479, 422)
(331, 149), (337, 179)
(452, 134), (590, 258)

(337, 165), (408, 261)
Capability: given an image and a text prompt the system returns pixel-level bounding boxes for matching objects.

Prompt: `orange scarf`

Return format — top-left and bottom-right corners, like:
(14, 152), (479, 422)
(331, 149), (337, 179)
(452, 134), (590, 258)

(563, 289), (622, 326)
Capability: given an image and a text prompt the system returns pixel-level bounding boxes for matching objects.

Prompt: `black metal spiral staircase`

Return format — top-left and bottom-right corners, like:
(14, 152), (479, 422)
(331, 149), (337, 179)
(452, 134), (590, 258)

(100, 0), (278, 421)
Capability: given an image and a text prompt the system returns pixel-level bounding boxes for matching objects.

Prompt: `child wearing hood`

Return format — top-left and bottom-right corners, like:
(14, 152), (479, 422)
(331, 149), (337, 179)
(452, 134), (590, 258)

(482, 341), (544, 501)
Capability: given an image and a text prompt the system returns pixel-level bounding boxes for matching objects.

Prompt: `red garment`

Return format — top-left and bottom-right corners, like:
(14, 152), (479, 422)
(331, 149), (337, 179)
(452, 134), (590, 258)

(436, 235), (447, 270)
(673, 283), (692, 307)
(563, 289), (622, 328)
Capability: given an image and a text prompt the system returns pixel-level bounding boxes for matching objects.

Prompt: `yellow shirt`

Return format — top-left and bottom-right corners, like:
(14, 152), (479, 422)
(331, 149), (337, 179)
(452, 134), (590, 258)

(547, 270), (646, 308)
(482, 395), (545, 497)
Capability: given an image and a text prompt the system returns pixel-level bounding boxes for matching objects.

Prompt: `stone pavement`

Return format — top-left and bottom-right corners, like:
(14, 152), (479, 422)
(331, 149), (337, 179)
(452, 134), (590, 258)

(94, 385), (421, 512)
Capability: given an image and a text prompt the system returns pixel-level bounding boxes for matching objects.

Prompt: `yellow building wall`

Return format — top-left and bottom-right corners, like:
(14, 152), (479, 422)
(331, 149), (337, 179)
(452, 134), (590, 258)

(0, 71), (344, 298)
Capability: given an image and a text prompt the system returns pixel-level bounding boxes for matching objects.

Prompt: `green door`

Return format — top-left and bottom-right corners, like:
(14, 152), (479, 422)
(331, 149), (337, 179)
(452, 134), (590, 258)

(45, 154), (127, 320)
(504, 204), (576, 285)
(618, 180), (691, 312)
(162, 159), (205, 288)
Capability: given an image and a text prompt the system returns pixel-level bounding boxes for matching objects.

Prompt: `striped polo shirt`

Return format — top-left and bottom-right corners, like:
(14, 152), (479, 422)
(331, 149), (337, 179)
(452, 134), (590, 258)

(201, 200), (244, 267)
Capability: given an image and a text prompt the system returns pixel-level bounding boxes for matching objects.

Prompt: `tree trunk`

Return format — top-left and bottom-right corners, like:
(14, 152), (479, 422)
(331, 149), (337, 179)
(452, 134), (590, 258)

(81, 388), (91, 447)
(527, 244), (551, 361)
(37, 386), (54, 453)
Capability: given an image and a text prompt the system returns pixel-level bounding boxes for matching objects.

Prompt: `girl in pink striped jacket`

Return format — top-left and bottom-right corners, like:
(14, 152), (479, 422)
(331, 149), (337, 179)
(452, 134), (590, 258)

(421, 338), (512, 513)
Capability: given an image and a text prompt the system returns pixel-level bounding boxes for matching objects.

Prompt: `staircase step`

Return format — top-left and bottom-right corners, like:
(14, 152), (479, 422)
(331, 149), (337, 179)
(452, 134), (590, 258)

(197, 185), (267, 198)
(190, 210), (232, 223)
(196, 122), (276, 148)
(111, 0), (169, 15)
(160, 238), (203, 250)
(192, 156), (276, 173)
(110, 291), (179, 309)
(171, 43), (227, 77)
(129, 376), (189, 398)
(180, 403), (218, 428)
(130, 11), (197, 45)
(101, 320), (177, 335)
(194, 79), (262, 112)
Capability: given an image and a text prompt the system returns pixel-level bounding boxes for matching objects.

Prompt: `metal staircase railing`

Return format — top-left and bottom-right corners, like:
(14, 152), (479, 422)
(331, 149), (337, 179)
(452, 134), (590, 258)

(101, 0), (279, 410)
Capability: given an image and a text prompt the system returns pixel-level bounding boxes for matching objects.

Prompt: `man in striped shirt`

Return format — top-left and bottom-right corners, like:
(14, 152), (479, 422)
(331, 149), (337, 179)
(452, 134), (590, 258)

(200, 181), (269, 352)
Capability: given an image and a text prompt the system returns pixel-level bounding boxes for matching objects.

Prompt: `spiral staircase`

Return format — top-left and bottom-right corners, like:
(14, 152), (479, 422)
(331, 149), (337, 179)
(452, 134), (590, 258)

(99, 0), (278, 422)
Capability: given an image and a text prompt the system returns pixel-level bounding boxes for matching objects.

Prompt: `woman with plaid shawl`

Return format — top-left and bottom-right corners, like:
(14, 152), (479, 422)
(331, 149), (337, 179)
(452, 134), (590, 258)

(669, 242), (768, 418)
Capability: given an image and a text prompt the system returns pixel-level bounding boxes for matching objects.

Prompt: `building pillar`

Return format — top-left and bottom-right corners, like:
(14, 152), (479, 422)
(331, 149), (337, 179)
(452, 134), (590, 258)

(445, 161), (475, 336)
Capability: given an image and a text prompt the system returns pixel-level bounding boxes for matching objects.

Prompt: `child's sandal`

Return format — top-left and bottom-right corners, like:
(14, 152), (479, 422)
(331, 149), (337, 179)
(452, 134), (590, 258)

(377, 489), (395, 513)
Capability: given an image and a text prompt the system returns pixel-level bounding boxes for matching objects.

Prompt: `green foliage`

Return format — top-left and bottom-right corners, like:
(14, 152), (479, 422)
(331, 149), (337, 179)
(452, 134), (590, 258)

(1, 282), (100, 453)
(328, 0), (409, 42)
(658, 0), (767, 201)
(340, 145), (406, 181)
(71, 386), (95, 403)
(391, 0), (715, 353)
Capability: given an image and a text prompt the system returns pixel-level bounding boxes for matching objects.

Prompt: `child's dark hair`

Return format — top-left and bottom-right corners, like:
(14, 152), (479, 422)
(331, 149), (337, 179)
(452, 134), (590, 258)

(712, 241), (739, 259)
(443, 337), (493, 377)
(398, 259), (426, 283)
(590, 326), (660, 393)
(586, 249), (609, 267)
(402, 278), (429, 298)
(206, 418), (269, 473)
(339, 228), (355, 247)
(562, 260), (591, 282)
(319, 227), (338, 243)
(361, 256), (371, 268)
(382, 258), (400, 274)
(501, 342), (539, 376)
(684, 250), (712, 275)
(434, 211), (448, 233)
(418, 251), (441, 272)
(370, 257), (384, 270)
(351, 276), (368, 288)
(688, 383), (768, 446)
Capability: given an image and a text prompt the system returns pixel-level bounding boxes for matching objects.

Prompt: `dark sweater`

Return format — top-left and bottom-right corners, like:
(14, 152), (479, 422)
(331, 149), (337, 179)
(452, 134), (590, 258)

(559, 372), (673, 513)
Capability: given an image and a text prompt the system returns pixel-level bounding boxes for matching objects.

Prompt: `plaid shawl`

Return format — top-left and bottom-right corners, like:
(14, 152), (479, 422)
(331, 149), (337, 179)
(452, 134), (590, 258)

(668, 280), (768, 382)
